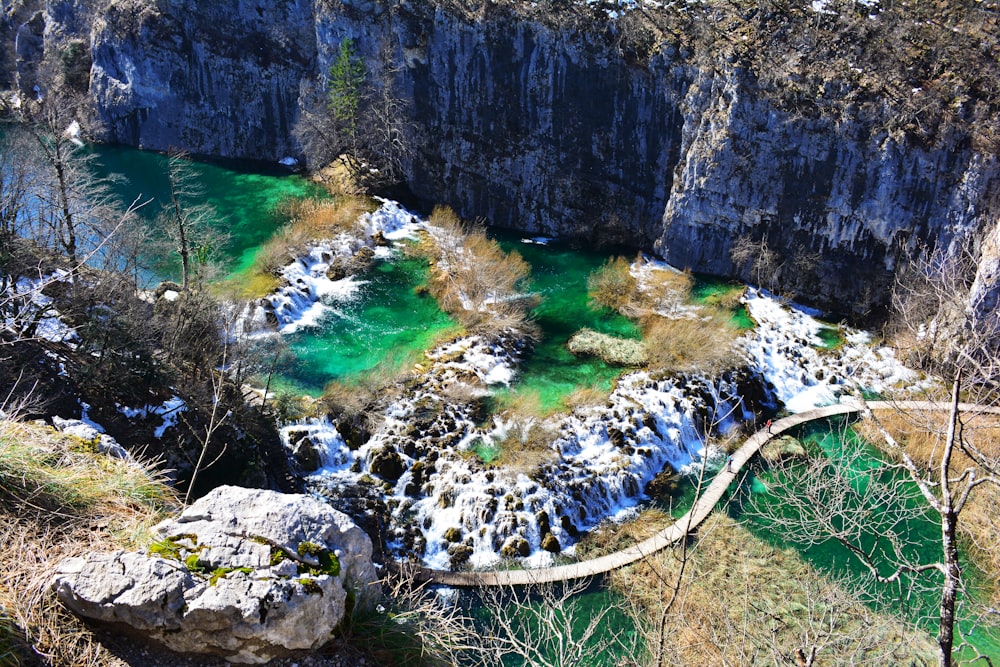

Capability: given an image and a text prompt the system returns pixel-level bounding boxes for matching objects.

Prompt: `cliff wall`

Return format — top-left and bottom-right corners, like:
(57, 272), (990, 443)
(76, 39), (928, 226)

(15, 0), (999, 318)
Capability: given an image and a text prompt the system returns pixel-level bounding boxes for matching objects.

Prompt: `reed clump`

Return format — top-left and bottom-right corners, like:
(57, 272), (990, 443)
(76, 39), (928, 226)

(585, 256), (742, 375)
(0, 420), (176, 667)
(248, 196), (375, 282)
(412, 206), (538, 340)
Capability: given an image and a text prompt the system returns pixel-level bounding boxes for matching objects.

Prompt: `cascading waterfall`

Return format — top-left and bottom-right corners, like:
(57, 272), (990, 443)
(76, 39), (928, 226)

(268, 199), (927, 571)
(283, 331), (772, 569)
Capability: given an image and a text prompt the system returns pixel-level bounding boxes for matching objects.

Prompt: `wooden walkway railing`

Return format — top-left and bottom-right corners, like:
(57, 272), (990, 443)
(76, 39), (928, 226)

(407, 400), (1000, 587)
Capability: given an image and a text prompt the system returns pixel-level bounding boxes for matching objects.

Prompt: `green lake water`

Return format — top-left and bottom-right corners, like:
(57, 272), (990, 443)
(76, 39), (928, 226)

(464, 583), (643, 667)
(494, 234), (642, 413)
(270, 256), (459, 396)
(735, 417), (1000, 659)
(85, 144), (325, 277)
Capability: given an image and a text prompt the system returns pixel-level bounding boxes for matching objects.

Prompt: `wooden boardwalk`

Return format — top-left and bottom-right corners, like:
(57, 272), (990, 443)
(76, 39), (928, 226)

(411, 399), (1000, 588)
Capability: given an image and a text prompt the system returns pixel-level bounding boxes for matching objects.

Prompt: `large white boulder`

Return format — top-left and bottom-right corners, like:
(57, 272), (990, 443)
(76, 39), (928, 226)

(53, 486), (377, 664)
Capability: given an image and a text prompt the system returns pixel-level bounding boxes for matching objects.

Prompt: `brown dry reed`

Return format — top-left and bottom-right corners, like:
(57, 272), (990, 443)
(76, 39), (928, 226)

(0, 420), (176, 667)
(414, 206), (537, 339)
(243, 196), (376, 291)
(586, 255), (741, 375)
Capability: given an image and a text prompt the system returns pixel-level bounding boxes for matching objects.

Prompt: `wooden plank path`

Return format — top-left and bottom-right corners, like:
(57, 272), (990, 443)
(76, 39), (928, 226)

(410, 399), (1000, 587)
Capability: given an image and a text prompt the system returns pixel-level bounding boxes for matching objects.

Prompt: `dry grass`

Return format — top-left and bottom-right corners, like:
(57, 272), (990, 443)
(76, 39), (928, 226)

(587, 256), (638, 314)
(586, 256), (742, 376)
(562, 385), (612, 412)
(588, 255), (695, 320)
(641, 312), (741, 375)
(610, 512), (937, 665)
(414, 207), (537, 338)
(249, 196), (375, 278)
(574, 507), (675, 560)
(486, 391), (560, 475)
(0, 421), (175, 667)
(857, 409), (1000, 605)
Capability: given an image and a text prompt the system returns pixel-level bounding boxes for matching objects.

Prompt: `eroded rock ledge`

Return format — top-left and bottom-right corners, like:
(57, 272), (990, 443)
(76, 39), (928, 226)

(52, 486), (376, 664)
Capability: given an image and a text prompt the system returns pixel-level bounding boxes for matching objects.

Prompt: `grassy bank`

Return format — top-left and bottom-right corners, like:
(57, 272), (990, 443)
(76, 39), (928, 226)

(0, 420), (176, 666)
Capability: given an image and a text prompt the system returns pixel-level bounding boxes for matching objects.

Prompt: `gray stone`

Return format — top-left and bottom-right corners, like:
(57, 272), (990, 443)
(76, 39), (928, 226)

(53, 486), (377, 664)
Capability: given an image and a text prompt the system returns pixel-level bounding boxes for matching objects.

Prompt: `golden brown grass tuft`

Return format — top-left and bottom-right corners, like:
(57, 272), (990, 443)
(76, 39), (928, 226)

(413, 207), (537, 338)
(574, 507), (674, 560)
(485, 391), (559, 475)
(585, 255), (742, 375)
(610, 512), (937, 665)
(250, 196), (375, 278)
(562, 385), (612, 412)
(587, 256), (638, 315)
(641, 312), (741, 375)
(0, 421), (176, 667)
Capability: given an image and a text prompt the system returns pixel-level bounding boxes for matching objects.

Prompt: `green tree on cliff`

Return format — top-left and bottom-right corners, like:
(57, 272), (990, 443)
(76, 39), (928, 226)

(294, 38), (411, 191)
(328, 38), (365, 139)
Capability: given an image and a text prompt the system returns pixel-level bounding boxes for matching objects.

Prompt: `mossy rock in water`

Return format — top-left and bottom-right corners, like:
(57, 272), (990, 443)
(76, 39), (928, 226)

(567, 328), (647, 366)
(369, 446), (404, 481)
(500, 537), (531, 559)
(290, 436), (321, 472)
(761, 435), (807, 463)
(541, 532), (561, 553)
(644, 465), (680, 499)
(443, 526), (462, 543)
(448, 543), (474, 567)
(535, 510), (551, 537)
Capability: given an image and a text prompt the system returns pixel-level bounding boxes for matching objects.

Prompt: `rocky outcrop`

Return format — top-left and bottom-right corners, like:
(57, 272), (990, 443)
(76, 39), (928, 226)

(52, 486), (376, 664)
(86, 0), (317, 158)
(13, 1), (1000, 317)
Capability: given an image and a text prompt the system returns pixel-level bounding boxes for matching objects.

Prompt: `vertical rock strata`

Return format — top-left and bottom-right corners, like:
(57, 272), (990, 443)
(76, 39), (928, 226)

(18, 0), (999, 315)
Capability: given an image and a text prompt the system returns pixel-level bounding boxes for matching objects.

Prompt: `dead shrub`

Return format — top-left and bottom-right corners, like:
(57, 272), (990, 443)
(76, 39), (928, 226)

(641, 313), (740, 375)
(587, 256), (638, 315)
(418, 207), (537, 337)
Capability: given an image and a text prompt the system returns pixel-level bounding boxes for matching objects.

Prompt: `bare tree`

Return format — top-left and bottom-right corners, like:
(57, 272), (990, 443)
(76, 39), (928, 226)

(730, 234), (782, 292)
(476, 578), (641, 667)
(294, 37), (412, 191)
(158, 150), (224, 291)
(747, 243), (1000, 667)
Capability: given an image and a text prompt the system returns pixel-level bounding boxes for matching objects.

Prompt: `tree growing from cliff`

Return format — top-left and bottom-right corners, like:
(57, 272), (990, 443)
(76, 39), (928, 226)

(329, 39), (365, 139)
(294, 38), (412, 191)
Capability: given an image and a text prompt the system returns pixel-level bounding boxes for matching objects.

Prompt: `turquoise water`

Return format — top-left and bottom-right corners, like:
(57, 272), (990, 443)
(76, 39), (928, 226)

(735, 418), (1000, 659)
(494, 234), (642, 412)
(270, 256), (459, 396)
(84, 145), (325, 277)
(464, 583), (643, 666)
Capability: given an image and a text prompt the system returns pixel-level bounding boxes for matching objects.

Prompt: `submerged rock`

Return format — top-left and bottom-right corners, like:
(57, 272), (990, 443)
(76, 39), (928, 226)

(52, 486), (376, 664)
(760, 435), (808, 463)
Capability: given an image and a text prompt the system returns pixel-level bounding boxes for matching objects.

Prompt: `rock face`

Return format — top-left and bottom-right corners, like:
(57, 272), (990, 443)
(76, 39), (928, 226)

(52, 486), (376, 664)
(87, 0), (316, 158)
(13, 1), (1000, 316)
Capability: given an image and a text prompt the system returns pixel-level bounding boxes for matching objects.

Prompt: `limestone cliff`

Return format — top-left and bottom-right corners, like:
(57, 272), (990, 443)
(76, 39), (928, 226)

(13, 0), (1000, 318)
